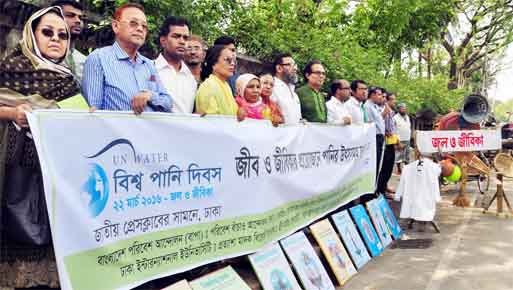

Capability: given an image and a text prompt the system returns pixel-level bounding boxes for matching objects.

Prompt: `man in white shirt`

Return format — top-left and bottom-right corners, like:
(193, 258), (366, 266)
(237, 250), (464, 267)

(271, 53), (302, 124)
(394, 103), (412, 171)
(346, 80), (369, 125)
(155, 16), (197, 113)
(326, 79), (352, 125)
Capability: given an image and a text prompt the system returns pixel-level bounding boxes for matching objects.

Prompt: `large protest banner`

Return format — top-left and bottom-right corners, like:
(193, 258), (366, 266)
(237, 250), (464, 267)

(27, 111), (376, 290)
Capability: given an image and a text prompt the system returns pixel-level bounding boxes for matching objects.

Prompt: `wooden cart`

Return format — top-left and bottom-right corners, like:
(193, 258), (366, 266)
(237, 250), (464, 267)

(443, 152), (491, 207)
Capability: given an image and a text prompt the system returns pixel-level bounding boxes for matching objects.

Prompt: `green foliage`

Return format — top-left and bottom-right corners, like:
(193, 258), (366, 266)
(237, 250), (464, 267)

(86, 0), (242, 54)
(226, 0), (389, 84)
(82, 0), (479, 114)
(494, 99), (513, 122)
(378, 72), (467, 114)
(350, 0), (456, 60)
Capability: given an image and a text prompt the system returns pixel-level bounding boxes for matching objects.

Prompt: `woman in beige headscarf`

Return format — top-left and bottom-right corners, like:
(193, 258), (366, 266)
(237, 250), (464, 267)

(0, 6), (79, 288)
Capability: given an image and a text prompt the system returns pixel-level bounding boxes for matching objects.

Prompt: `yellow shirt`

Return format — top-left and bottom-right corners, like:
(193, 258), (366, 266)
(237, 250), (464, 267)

(195, 74), (238, 116)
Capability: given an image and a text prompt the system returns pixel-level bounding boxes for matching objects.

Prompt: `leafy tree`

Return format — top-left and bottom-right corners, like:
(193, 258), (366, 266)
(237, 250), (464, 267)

(350, 0), (456, 67)
(441, 0), (513, 89)
(494, 99), (513, 122)
(77, 0), (486, 114)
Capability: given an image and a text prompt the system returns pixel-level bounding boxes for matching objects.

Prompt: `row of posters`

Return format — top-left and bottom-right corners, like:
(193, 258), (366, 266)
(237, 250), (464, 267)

(162, 195), (402, 290)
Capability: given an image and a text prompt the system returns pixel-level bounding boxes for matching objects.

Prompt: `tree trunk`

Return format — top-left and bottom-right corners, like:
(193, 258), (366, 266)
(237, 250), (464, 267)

(448, 57), (458, 90)
(427, 47), (432, 80)
(418, 52), (422, 77)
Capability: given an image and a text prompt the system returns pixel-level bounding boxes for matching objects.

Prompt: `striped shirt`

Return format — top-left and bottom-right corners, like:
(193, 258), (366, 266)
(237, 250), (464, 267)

(82, 41), (172, 112)
(384, 109), (396, 134)
(364, 100), (385, 135)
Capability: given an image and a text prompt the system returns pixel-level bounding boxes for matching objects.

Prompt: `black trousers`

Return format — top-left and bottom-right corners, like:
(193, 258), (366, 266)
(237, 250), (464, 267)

(377, 144), (396, 194)
(375, 134), (384, 178)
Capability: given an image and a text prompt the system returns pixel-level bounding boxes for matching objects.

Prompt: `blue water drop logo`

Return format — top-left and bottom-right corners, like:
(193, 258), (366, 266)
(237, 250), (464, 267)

(82, 163), (109, 218)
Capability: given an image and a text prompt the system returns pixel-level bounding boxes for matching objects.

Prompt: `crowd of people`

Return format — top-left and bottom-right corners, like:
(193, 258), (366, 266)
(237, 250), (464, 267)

(0, 2), (414, 288)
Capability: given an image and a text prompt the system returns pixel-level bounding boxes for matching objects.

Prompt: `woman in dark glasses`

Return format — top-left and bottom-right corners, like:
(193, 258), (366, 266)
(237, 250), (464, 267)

(0, 6), (79, 289)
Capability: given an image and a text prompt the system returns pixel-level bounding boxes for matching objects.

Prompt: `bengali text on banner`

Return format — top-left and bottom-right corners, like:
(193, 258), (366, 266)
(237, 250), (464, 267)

(27, 111), (376, 290)
(416, 129), (501, 153)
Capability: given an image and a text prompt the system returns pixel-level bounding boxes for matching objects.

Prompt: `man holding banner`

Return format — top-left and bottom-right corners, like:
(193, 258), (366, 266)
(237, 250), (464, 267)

(82, 3), (172, 114)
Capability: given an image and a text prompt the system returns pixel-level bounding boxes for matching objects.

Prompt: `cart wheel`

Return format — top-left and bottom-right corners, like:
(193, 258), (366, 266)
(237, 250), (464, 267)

(477, 174), (490, 194)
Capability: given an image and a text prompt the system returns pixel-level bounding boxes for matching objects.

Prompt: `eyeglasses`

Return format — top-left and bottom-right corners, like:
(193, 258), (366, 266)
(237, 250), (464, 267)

(223, 57), (237, 65)
(40, 28), (69, 41)
(186, 45), (203, 52)
(119, 20), (148, 32)
(310, 71), (326, 76)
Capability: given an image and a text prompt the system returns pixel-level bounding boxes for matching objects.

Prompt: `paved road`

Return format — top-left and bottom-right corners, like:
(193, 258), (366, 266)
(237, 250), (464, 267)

(340, 174), (513, 290)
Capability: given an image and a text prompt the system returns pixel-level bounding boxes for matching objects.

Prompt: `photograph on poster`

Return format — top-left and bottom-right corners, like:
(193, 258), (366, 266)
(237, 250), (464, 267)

(310, 219), (357, 286)
(249, 243), (302, 290)
(349, 205), (383, 257)
(367, 199), (393, 248)
(331, 210), (372, 269)
(377, 195), (403, 239)
(281, 231), (335, 290)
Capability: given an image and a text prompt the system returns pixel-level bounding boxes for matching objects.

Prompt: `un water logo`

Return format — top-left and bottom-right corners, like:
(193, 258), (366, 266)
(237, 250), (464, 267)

(81, 163), (109, 217)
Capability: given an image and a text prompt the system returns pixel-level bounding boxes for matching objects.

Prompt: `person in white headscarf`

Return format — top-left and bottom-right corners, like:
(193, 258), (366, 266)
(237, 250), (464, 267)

(235, 73), (273, 122)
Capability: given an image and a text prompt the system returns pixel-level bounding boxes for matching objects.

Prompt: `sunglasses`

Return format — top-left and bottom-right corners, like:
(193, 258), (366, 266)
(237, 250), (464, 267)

(223, 57), (237, 65)
(310, 71), (326, 76)
(40, 28), (69, 41)
(119, 20), (148, 32)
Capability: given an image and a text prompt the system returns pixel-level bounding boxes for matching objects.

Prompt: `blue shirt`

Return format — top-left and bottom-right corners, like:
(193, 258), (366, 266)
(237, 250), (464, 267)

(82, 42), (172, 112)
(364, 100), (385, 135)
(228, 71), (240, 96)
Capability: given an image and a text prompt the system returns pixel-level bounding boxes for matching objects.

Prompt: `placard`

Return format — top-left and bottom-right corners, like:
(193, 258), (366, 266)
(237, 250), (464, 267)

(162, 280), (192, 290)
(416, 129), (501, 153)
(377, 195), (402, 240)
(248, 243), (302, 290)
(349, 205), (383, 257)
(367, 199), (393, 248)
(189, 266), (251, 290)
(281, 232), (335, 290)
(310, 219), (357, 286)
(331, 210), (371, 269)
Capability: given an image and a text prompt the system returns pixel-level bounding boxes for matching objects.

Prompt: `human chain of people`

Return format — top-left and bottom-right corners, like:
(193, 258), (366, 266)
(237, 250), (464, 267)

(0, 0), (420, 289)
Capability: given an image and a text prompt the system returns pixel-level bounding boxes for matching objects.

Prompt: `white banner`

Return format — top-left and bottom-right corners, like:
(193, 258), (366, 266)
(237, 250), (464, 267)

(416, 129), (501, 153)
(27, 111), (376, 290)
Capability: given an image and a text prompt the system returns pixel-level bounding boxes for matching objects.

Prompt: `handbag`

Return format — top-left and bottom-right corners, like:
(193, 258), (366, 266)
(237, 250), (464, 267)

(3, 125), (50, 246)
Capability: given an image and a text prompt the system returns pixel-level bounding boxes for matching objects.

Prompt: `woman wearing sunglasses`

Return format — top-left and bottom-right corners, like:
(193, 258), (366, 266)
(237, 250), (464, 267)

(195, 45), (242, 118)
(0, 6), (79, 289)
